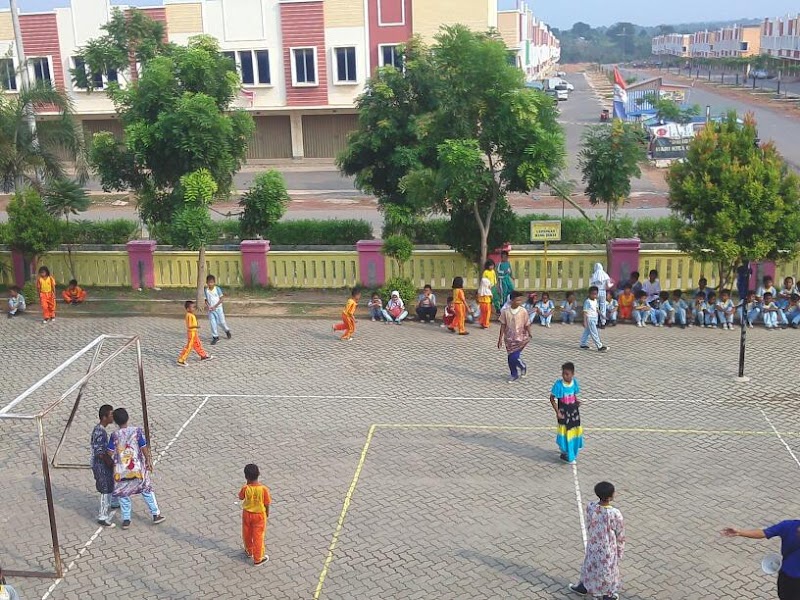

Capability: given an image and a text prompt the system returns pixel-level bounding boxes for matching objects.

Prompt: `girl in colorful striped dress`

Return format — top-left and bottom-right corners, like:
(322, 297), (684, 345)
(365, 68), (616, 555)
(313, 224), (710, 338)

(549, 361), (583, 465)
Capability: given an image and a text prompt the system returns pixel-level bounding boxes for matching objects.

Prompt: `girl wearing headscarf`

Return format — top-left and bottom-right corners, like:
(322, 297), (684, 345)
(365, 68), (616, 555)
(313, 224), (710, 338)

(590, 263), (614, 327)
(381, 291), (408, 324)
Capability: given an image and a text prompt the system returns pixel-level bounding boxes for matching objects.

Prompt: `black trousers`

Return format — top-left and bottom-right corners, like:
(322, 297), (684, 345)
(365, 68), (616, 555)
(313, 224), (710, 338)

(779, 571), (800, 600)
(416, 307), (437, 322)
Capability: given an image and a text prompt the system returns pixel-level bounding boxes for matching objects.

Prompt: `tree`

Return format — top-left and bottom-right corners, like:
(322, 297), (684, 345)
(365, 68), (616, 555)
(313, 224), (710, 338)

(579, 121), (646, 221)
(667, 112), (800, 290)
(43, 178), (90, 278)
(571, 22), (594, 39)
(381, 234), (414, 277)
(0, 83), (87, 191)
(6, 187), (61, 279)
(170, 169), (217, 304)
(638, 94), (701, 124)
(81, 20), (254, 227)
(239, 171), (290, 238)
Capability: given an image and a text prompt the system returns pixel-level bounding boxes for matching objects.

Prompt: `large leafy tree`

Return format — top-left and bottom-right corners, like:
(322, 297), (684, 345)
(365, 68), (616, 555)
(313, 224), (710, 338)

(79, 18), (254, 226)
(341, 26), (565, 265)
(0, 83), (87, 191)
(579, 121), (646, 221)
(668, 112), (800, 289)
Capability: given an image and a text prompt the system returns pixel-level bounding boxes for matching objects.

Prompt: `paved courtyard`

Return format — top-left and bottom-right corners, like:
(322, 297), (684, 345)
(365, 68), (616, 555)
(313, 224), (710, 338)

(1, 314), (799, 599)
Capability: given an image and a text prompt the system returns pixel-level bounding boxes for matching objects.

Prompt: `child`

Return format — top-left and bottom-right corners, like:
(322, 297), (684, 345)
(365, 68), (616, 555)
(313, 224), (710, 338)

(524, 292), (540, 325)
(617, 283), (634, 322)
(633, 290), (652, 327)
(655, 290), (671, 327)
(204, 275), (232, 345)
(333, 287), (360, 340)
(238, 463), (271, 566)
(561, 292), (578, 325)
(497, 291), (530, 383)
(177, 300), (214, 365)
(415, 285), (437, 323)
(37, 266), (57, 324)
(692, 291), (708, 327)
(466, 294), (481, 325)
(694, 277), (709, 301)
(761, 292), (781, 329)
(451, 277), (469, 335)
(7, 286), (26, 318)
(740, 290), (759, 328)
(756, 275), (777, 302)
(91, 404), (118, 526)
(704, 292), (719, 328)
(0, 565), (20, 600)
(778, 277), (796, 310)
(642, 269), (661, 307)
(62, 279), (87, 304)
(605, 291), (618, 326)
(441, 296), (456, 330)
(550, 361), (583, 464)
(580, 286), (607, 351)
(477, 276), (493, 329)
(382, 290), (408, 324)
(568, 481), (625, 600)
(671, 289), (688, 328)
(716, 289), (735, 330)
(536, 292), (554, 328)
(788, 293), (800, 329)
(367, 292), (384, 322)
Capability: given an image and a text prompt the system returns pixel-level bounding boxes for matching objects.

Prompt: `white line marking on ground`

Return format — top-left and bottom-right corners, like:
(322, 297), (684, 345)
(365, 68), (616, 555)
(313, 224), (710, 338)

(760, 407), (800, 469)
(40, 396), (210, 600)
(572, 463), (587, 549)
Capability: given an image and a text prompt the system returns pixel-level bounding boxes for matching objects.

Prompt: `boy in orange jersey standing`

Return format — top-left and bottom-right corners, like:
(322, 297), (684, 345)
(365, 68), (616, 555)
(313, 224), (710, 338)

(238, 463), (271, 565)
(333, 287), (361, 341)
(177, 300), (214, 366)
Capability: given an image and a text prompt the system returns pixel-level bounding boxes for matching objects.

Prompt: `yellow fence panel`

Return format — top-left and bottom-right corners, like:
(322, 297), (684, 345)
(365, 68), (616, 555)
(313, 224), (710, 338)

(44, 250), (131, 287)
(154, 251), (242, 288)
(390, 250), (480, 290)
(269, 251), (359, 288)
(777, 257), (800, 285)
(511, 249), (606, 293)
(639, 249), (720, 291)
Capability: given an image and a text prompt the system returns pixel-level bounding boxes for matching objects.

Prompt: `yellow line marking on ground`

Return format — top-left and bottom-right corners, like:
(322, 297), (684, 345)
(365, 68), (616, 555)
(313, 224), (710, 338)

(374, 423), (800, 436)
(313, 424), (377, 600)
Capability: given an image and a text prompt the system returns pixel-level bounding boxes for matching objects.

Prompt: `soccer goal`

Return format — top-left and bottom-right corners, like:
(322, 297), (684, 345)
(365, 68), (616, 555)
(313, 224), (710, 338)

(0, 335), (150, 579)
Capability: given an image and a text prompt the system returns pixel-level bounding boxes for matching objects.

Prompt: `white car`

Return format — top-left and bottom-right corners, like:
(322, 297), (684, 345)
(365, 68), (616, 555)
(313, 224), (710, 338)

(555, 88), (569, 101)
(556, 70), (567, 77)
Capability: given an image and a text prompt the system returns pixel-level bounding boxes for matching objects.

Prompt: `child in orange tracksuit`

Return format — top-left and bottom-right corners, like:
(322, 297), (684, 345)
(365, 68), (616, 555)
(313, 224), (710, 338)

(62, 279), (87, 304)
(239, 463), (271, 566)
(177, 300), (214, 366)
(452, 277), (469, 335)
(37, 266), (57, 323)
(333, 287), (360, 341)
(477, 276), (493, 329)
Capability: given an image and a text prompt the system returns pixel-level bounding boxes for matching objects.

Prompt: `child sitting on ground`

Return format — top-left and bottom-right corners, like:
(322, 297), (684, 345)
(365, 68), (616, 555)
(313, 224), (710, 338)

(715, 289), (736, 330)
(694, 277), (710, 301)
(693, 291), (708, 327)
(788, 293), (800, 329)
(605, 291), (618, 326)
(536, 292), (554, 328)
(704, 292), (719, 328)
(560, 291), (578, 325)
(7, 286), (26, 318)
(523, 292), (539, 325)
(739, 290), (759, 328)
(778, 277), (796, 311)
(633, 291), (652, 327)
(656, 291), (672, 327)
(442, 296), (456, 330)
(62, 279), (87, 305)
(617, 283), (634, 323)
(671, 289), (688, 328)
(367, 293), (384, 322)
(466, 294), (481, 325)
(761, 292), (783, 330)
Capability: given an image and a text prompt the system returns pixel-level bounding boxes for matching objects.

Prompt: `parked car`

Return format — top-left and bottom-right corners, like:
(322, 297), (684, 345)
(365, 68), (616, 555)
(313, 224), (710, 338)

(556, 70), (567, 77)
(750, 69), (769, 79)
(554, 88), (569, 101)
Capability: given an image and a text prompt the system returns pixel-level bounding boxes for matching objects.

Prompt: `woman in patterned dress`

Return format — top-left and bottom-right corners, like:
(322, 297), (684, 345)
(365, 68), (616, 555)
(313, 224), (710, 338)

(569, 481), (626, 600)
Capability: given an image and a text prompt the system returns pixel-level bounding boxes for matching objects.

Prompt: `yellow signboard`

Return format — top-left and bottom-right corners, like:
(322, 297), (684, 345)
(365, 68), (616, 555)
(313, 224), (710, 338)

(530, 220), (562, 242)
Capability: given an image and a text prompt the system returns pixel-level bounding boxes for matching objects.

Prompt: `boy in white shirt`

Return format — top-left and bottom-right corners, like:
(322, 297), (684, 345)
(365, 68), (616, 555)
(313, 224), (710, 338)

(579, 286), (607, 352)
(7, 286), (26, 318)
(204, 274), (232, 345)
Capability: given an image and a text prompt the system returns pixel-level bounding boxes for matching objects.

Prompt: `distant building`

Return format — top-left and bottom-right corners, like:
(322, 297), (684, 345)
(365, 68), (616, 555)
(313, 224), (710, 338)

(714, 25), (760, 58)
(497, 0), (560, 80)
(651, 34), (691, 58)
(761, 15), (800, 60)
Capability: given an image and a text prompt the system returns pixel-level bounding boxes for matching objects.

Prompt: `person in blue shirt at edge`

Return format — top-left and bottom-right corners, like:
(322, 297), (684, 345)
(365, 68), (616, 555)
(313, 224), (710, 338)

(722, 520), (800, 599)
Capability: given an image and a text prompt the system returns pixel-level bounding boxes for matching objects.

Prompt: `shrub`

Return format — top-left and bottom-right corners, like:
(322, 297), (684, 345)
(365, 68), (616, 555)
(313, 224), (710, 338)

(402, 219), (450, 244)
(635, 217), (676, 243)
(381, 234), (414, 276)
(378, 276), (417, 308)
(60, 219), (139, 245)
(6, 188), (60, 269)
(239, 170), (290, 238)
(266, 219), (373, 245)
(22, 280), (37, 305)
(217, 220), (242, 241)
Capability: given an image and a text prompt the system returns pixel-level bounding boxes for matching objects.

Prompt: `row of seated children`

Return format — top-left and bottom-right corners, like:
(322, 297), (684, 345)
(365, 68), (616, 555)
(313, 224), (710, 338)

(5, 278), (88, 320)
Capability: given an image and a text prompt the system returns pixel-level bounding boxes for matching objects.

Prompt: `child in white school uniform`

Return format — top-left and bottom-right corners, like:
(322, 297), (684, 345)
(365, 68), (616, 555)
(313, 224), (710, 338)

(715, 289), (736, 330)
(788, 293), (800, 329)
(671, 289), (688, 328)
(204, 275), (232, 345)
(778, 277), (797, 311)
(692, 291), (707, 326)
(605, 291), (618, 326)
(561, 291), (578, 325)
(633, 291), (652, 327)
(656, 291), (672, 327)
(524, 292), (540, 325)
(704, 292), (719, 328)
(761, 292), (783, 329)
(537, 292), (555, 327)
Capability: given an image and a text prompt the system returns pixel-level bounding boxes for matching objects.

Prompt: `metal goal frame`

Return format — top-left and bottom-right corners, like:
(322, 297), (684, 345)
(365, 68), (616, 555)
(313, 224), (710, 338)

(0, 335), (150, 579)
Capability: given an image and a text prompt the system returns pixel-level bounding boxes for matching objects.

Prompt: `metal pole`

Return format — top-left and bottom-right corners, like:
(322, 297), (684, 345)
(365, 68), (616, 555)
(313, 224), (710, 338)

(543, 241), (548, 292)
(137, 338), (151, 445)
(737, 262), (750, 381)
(37, 415), (64, 577)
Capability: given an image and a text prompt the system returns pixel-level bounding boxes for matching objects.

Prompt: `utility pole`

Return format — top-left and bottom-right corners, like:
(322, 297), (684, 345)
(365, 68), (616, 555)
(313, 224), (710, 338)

(10, 0), (40, 186)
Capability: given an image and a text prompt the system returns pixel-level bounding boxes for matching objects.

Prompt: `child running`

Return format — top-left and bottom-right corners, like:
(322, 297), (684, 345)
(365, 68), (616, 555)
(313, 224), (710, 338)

(550, 361), (583, 464)
(568, 481), (626, 600)
(177, 300), (214, 366)
(580, 286), (607, 351)
(333, 287), (360, 340)
(497, 291), (530, 383)
(204, 274), (232, 345)
(37, 266), (57, 324)
(238, 463), (271, 566)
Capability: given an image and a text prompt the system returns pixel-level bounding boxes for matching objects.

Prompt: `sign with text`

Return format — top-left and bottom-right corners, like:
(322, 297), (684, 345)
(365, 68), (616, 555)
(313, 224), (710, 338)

(530, 220), (562, 242)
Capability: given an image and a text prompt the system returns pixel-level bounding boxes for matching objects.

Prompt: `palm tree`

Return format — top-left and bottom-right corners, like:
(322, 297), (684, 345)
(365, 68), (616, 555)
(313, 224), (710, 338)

(0, 82), (88, 192)
(43, 177), (90, 278)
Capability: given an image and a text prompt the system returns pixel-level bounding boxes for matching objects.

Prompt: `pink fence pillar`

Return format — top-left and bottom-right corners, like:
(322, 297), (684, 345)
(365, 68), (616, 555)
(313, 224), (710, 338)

(126, 240), (157, 290)
(608, 238), (641, 288)
(357, 240), (385, 288)
(11, 249), (27, 287)
(749, 261), (776, 290)
(241, 240), (270, 287)
(488, 243), (512, 267)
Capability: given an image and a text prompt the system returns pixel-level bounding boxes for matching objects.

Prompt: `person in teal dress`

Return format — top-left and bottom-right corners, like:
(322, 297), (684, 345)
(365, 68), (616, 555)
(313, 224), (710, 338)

(496, 251), (515, 312)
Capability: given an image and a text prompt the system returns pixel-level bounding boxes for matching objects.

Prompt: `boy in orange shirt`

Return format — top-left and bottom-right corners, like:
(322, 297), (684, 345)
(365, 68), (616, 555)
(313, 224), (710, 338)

(62, 279), (87, 304)
(238, 463), (271, 565)
(333, 287), (360, 341)
(177, 300), (214, 366)
(37, 266), (57, 323)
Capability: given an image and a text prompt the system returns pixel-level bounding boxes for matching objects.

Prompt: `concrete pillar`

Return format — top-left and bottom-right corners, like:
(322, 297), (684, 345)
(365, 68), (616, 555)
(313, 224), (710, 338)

(126, 240), (157, 290)
(356, 240), (385, 288)
(749, 261), (776, 290)
(241, 239), (270, 287)
(608, 238), (641, 288)
(289, 113), (304, 159)
(11, 248), (27, 287)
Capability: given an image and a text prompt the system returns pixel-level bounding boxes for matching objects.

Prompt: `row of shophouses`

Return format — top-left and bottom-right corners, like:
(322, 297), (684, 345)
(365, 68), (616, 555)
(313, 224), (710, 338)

(651, 14), (800, 62)
(0, 0), (560, 162)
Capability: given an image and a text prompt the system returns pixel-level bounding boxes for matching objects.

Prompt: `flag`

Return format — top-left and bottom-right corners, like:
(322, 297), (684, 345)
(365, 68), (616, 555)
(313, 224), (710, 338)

(613, 67), (628, 121)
